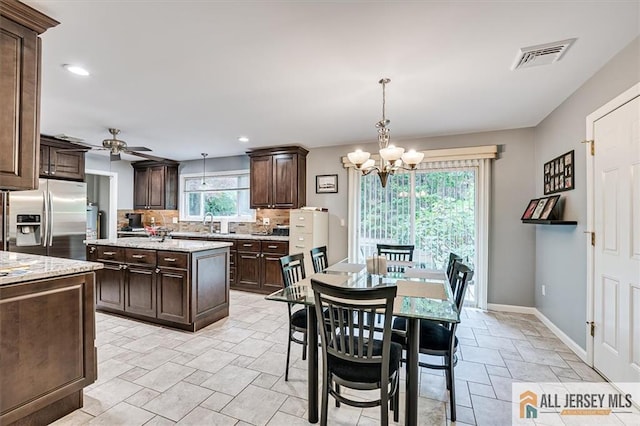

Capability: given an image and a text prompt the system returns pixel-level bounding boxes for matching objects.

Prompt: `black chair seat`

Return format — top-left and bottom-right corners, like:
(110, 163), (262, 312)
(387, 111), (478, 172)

(291, 308), (307, 329)
(391, 317), (458, 351)
(328, 339), (402, 384)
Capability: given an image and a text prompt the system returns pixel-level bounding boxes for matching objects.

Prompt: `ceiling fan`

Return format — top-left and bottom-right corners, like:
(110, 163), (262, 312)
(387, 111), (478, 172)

(100, 128), (154, 161)
(60, 128), (167, 161)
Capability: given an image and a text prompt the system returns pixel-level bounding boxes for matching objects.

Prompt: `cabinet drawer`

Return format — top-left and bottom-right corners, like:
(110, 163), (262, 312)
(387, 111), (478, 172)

(125, 248), (157, 266)
(290, 239), (313, 253)
(157, 251), (189, 269)
(97, 246), (124, 262)
(237, 240), (261, 252)
(262, 241), (289, 255)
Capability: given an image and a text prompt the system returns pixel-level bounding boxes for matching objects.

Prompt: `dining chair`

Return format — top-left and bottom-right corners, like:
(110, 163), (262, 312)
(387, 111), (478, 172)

(280, 253), (308, 381)
(310, 246), (329, 273)
(311, 278), (401, 425)
(377, 244), (414, 272)
(446, 252), (463, 286)
(391, 262), (474, 422)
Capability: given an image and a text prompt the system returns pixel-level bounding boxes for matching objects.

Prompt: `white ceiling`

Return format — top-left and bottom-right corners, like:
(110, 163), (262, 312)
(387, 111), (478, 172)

(25, 1), (640, 162)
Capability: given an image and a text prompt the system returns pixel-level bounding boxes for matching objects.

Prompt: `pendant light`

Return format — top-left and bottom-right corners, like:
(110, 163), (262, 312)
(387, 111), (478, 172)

(201, 153), (208, 186)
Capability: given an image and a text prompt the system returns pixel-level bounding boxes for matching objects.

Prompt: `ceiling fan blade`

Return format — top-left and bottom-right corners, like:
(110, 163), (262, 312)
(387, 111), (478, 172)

(125, 146), (152, 152)
(110, 152), (121, 161)
(127, 151), (170, 162)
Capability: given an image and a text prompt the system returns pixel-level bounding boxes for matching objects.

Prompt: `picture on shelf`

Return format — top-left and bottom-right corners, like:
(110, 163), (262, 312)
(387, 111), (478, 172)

(521, 198), (540, 220)
(544, 150), (574, 195)
(531, 198), (548, 220)
(539, 195), (561, 220)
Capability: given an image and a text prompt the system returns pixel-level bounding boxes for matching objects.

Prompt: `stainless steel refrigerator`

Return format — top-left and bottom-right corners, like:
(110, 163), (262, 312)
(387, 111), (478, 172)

(6, 179), (87, 260)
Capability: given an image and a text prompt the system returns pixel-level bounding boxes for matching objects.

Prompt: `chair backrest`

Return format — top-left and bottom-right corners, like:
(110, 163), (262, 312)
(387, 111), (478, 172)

(449, 262), (474, 311)
(377, 244), (414, 272)
(446, 252), (463, 288)
(311, 279), (397, 371)
(280, 253), (306, 287)
(310, 246), (328, 273)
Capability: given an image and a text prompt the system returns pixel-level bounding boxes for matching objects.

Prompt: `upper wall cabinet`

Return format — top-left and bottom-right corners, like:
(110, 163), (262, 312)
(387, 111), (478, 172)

(247, 146), (308, 209)
(39, 135), (86, 181)
(133, 160), (179, 210)
(0, 0), (59, 190)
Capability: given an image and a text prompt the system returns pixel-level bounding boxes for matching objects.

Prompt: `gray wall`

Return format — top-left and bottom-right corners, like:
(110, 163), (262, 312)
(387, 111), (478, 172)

(85, 153), (134, 209)
(533, 36), (640, 350)
(307, 127), (538, 306)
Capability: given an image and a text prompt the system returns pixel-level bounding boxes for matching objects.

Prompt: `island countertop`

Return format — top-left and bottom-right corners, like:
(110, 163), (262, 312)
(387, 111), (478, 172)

(86, 237), (233, 252)
(0, 252), (104, 286)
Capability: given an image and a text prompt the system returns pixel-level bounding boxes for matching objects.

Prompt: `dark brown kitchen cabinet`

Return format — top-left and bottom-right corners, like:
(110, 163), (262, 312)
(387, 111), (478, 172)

(247, 146), (308, 209)
(94, 246), (125, 310)
(0, 1), (59, 191)
(133, 160), (179, 210)
(157, 267), (189, 324)
(39, 136), (86, 181)
(235, 239), (288, 294)
(87, 243), (230, 331)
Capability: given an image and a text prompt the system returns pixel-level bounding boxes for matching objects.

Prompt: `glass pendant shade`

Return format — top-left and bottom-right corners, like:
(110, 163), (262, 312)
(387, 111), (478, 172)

(401, 150), (425, 167)
(379, 145), (404, 162)
(347, 149), (371, 167)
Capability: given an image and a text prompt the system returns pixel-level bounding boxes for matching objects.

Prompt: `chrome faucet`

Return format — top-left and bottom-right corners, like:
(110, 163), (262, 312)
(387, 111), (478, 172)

(203, 212), (215, 233)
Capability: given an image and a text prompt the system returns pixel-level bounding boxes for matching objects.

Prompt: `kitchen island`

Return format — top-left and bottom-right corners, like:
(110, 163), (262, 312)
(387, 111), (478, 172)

(0, 252), (103, 426)
(86, 238), (232, 331)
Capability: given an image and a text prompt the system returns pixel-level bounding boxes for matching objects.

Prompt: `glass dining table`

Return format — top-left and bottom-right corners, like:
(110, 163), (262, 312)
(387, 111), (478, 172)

(265, 261), (460, 426)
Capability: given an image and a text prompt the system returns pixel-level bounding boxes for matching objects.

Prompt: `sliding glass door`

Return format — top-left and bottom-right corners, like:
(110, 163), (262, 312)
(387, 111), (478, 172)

(358, 165), (478, 304)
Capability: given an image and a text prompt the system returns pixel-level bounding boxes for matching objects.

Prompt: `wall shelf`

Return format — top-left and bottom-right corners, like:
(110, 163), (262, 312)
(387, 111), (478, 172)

(522, 219), (577, 225)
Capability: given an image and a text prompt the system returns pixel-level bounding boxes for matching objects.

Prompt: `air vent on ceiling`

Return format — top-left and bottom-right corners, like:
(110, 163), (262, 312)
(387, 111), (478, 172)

(511, 38), (576, 70)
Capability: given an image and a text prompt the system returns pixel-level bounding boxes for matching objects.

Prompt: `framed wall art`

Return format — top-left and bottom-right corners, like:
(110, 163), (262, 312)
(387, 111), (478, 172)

(544, 150), (574, 194)
(316, 174), (338, 193)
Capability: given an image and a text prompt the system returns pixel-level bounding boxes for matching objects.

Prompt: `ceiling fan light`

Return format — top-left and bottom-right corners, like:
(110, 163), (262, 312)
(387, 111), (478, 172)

(379, 145), (404, 162)
(348, 149), (371, 167)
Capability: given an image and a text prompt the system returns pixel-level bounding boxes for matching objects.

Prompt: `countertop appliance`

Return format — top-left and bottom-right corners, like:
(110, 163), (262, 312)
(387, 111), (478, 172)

(6, 179), (87, 260)
(123, 212), (144, 231)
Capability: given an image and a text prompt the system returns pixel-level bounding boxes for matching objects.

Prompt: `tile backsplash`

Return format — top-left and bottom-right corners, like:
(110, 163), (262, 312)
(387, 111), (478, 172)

(117, 208), (291, 234)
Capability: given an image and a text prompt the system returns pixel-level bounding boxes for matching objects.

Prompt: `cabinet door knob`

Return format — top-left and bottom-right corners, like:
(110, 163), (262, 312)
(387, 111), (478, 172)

(255, 253), (260, 258)
(155, 268), (160, 273)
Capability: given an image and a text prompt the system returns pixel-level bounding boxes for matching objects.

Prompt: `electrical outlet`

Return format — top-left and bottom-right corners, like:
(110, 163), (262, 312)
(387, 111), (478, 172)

(172, 217), (178, 224)
(542, 285), (546, 296)
(263, 217), (270, 225)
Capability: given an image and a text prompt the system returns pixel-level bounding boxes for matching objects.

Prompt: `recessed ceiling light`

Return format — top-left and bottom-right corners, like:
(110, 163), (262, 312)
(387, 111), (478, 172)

(238, 136), (250, 143)
(62, 64), (90, 76)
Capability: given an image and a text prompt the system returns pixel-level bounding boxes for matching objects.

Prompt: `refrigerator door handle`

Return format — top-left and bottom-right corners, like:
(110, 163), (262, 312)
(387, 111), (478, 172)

(42, 191), (49, 247)
(48, 193), (54, 247)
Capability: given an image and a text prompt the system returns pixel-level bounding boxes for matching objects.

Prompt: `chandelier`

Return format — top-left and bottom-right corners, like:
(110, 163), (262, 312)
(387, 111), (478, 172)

(347, 78), (424, 187)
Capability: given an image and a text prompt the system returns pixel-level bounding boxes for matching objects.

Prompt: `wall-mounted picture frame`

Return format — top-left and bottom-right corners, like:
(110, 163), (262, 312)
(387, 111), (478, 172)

(521, 198), (540, 220)
(539, 195), (561, 220)
(316, 174), (338, 193)
(531, 198), (548, 220)
(544, 150), (574, 194)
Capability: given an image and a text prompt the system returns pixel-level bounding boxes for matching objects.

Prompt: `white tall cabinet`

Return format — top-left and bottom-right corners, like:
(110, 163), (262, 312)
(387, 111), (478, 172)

(289, 209), (329, 274)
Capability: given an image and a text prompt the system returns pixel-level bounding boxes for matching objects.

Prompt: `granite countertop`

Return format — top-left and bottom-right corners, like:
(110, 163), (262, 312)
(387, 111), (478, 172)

(169, 231), (289, 242)
(0, 252), (104, 286)
(87, 237), (233, 252)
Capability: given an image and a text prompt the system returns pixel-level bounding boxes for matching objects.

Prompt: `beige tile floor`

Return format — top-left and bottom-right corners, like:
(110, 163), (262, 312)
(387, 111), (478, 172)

(51, 290), (603, 426)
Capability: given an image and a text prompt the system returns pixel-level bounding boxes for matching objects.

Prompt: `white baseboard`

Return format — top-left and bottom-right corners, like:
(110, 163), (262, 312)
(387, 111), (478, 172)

(534, 309), (588, 362)
(486, 303), (537, 315)
(486, 303), (588, 363)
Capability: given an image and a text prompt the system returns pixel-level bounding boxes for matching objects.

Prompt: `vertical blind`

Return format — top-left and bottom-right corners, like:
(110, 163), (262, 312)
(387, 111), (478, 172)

(358, 159), (478, 303)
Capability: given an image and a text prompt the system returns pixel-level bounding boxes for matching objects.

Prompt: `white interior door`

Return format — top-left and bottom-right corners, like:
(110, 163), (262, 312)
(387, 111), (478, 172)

(592, 93), (640, 388)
